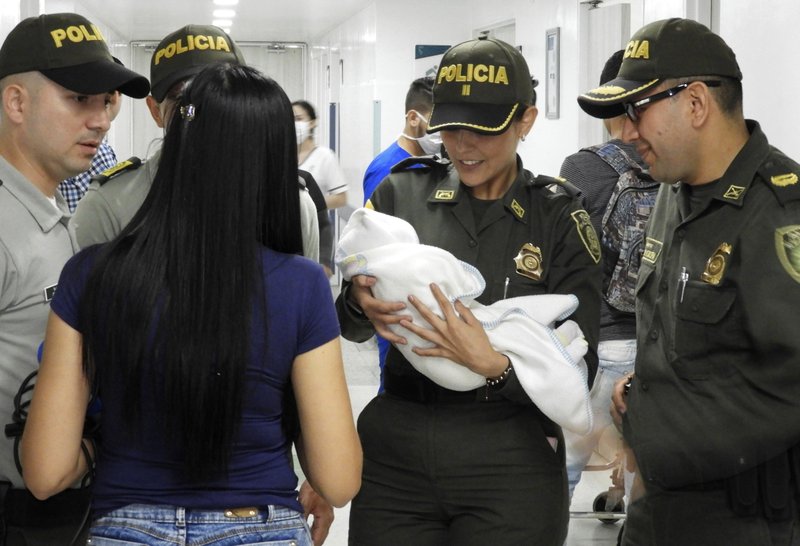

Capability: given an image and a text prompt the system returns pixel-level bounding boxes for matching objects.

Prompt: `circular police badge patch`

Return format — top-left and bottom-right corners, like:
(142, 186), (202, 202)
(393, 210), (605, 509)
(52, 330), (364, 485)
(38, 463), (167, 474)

(571, 210), (601, 264)
(775, 225), (800, 283)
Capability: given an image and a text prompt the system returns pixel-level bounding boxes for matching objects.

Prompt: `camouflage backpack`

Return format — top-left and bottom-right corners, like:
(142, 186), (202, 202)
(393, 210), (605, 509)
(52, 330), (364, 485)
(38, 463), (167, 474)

(584, 142), (659, 313)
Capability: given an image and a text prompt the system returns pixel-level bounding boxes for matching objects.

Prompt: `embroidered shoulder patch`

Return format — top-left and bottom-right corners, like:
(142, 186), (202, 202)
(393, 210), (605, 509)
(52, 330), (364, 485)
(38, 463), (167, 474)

(775, 225), (800, 283)
(571, 209), (601, 264)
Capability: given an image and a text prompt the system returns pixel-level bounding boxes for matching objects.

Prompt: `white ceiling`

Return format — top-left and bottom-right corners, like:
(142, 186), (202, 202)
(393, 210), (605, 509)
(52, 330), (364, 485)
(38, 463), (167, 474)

(76, 0), (375, 43)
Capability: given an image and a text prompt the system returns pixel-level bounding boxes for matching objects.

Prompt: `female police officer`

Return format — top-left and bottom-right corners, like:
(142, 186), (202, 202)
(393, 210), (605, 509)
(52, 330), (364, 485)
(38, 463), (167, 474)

(337, 36), (601, 545)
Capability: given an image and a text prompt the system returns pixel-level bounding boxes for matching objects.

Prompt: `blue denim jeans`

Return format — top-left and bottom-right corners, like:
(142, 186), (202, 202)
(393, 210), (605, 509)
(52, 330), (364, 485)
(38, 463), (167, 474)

(563, 338), (636, 499)
(87, 504), (312, 546)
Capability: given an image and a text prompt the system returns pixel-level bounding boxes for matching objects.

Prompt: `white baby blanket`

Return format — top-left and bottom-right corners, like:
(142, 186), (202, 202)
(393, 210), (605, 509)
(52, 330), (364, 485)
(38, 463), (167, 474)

(335, 208), (593, 435)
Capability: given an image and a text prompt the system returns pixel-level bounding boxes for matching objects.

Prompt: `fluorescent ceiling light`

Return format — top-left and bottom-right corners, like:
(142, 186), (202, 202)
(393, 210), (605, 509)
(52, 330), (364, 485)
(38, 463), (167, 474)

(213, 19), (234, 27)
(213, 9), (236, 18)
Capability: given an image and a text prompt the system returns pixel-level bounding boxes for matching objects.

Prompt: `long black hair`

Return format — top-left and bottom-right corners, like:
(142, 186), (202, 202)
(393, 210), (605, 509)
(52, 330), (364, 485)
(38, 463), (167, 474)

(79, 63), (302, 481)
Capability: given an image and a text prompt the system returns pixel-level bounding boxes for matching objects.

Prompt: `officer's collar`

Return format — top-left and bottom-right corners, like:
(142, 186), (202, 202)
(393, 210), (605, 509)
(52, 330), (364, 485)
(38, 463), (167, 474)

(427, 155), (529, 224)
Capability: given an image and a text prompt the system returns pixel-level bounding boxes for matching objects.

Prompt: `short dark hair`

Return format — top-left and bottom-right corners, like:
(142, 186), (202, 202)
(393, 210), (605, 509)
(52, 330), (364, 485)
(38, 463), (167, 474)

(600, 50), (625, 86)
(405, 77), (433, 113)
(710, 76), (743, 115)
(292, 99), (317, 121)
(670, 75), (743, 116)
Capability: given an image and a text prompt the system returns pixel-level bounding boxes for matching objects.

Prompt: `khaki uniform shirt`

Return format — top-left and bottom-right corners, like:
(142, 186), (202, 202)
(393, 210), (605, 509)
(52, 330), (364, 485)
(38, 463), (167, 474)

(72, 150), (319, 261)
(0, 157), (77, 486)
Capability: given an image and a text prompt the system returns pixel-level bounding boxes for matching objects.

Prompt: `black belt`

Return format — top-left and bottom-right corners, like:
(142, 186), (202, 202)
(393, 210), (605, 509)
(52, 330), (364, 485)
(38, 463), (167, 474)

(384, 369), (492, 404)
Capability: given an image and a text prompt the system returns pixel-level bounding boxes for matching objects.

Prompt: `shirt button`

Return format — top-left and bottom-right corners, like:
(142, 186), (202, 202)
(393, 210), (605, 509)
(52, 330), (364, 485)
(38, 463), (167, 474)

(641, 382), (649, 391)
(677, 230), (686, 239)
(468, 239), (477, 247)
(649, 330), (659, 340)
(659, 280), (668, 292)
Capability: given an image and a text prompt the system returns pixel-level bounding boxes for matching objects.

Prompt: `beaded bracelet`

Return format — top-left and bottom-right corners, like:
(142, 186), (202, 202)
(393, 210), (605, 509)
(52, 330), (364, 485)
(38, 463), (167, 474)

(486, 360), (513, 387)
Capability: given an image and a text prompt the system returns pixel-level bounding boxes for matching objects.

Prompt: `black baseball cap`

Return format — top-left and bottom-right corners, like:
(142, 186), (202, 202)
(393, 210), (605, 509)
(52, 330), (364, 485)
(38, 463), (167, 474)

(427, 36), (534, 135)
(150, 25), (246, 102)
(0, 13), (149, 98)
(578, 18), (742, 119)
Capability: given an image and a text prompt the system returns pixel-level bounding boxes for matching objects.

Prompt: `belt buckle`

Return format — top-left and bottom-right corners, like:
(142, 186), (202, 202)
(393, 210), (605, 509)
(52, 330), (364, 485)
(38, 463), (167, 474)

(224, 507), (259, 518)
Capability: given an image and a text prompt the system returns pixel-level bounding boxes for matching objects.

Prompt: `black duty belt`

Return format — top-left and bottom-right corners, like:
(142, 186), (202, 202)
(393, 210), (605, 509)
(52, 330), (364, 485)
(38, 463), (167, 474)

(384, 368), (496, 404)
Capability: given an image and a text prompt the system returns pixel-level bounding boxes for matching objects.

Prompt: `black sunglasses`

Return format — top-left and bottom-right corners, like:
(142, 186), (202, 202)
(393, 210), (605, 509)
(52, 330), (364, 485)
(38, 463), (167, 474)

(623, 80), (721, 122)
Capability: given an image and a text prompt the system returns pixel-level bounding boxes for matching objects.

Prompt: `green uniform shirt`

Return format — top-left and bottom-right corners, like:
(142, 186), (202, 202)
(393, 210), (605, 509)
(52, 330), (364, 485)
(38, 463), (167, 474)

(338, 156), (602, 402)
(625, 121), (800, 489)
(0, 156), (77, 486)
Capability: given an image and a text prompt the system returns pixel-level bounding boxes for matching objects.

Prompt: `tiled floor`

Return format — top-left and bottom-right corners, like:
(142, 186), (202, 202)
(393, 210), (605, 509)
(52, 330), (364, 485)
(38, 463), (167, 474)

(320, 333), (622, 546)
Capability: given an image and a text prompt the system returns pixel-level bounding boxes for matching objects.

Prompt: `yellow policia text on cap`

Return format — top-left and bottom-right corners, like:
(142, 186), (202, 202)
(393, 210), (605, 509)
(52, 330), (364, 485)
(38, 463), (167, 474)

(437, 63), (510, 88)
(154, 34), (232, 65)
(50, 24), (105, 48)
(624, 39), (650, 60)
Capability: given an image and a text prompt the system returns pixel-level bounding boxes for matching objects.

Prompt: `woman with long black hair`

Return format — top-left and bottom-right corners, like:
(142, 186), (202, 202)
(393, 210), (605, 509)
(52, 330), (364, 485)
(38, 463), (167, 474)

(21, 63), (361, 545)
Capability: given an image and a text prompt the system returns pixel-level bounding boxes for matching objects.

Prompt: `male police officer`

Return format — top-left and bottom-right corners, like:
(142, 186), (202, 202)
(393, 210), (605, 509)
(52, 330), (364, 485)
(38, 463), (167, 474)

(0, 12), (149, 544)
(579, 18), (800, 545)
(72, 25), (321, 263)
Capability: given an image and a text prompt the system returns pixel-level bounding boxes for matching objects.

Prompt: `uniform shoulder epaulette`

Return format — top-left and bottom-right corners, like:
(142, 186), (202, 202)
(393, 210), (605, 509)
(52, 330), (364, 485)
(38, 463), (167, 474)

(758, 151), (800, 206)
(390, 154), (451, 174)
(530, 173), (582, 198)
(90, 156), (142, 186)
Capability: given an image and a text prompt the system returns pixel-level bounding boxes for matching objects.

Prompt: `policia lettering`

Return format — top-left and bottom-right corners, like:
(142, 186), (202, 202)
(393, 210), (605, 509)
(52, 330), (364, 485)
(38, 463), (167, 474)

(153, 34), (232, 65)
(50, 25), (105, 48)
(437, 63), (509, 97)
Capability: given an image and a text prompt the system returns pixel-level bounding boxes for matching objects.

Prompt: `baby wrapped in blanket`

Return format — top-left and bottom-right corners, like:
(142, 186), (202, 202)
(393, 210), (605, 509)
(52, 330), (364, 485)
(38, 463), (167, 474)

(335, 208), (593, 435)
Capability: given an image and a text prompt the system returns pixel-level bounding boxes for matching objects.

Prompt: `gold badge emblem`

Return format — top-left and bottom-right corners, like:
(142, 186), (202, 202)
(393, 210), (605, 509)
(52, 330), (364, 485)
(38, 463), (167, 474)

(723, 185), (746, 200)
(775, 225), (800, 283)
(701, 242), (733, 285)
(571, 210), (601, 264)
(514, 243), (543, 281)
(642, 237), (663, 264)
(771, 173), (799, 187)
(510, 199), (525, 219)
(434, 189), (455, 200)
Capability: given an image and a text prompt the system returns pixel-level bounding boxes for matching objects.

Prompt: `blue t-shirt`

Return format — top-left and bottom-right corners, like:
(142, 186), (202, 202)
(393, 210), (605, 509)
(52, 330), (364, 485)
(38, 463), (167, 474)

(362, 141), (411, 204)
(51, 246), (340, 517)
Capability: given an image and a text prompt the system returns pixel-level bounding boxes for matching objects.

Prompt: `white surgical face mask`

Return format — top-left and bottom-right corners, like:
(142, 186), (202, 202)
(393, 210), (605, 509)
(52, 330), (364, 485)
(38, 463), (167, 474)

(402, 111), (442, 155)
(295, 120), (311, 145)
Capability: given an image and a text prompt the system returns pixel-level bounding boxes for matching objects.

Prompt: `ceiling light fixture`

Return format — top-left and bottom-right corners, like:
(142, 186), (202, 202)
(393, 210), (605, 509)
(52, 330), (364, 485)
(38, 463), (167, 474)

(213, 9), (236, 18)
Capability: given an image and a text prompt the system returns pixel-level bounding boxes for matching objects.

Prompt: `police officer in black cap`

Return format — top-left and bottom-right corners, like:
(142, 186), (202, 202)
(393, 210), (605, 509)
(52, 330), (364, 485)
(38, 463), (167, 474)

(583, 18), (800, 546)
(338, 35), (601, 545)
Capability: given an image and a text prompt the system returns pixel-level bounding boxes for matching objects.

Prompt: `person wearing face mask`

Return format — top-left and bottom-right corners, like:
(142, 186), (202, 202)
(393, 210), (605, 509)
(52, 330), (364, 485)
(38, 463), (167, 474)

(360, 77), (436, 392)
(293, 100), (349, 211)
(338, 36), (601, 545)
(362, 77), (437, 204)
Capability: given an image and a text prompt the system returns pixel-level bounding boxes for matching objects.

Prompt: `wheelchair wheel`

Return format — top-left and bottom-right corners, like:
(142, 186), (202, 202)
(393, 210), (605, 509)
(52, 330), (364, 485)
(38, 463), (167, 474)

(593, 491), (625, 524)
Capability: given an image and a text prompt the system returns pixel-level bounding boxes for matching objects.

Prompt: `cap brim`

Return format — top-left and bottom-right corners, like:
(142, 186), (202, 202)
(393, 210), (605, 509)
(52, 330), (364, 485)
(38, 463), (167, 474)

(427, 103), (518, 135)
(577, 77), (660, 119)
(42, 59), (150, 98)
(150, 65), (208, 103)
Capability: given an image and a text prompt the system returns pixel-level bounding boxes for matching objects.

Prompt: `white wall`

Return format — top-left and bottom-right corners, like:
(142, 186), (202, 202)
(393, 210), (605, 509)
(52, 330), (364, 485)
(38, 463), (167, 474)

(718, 0), (799, 159)
(308, 0), (800, 207)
